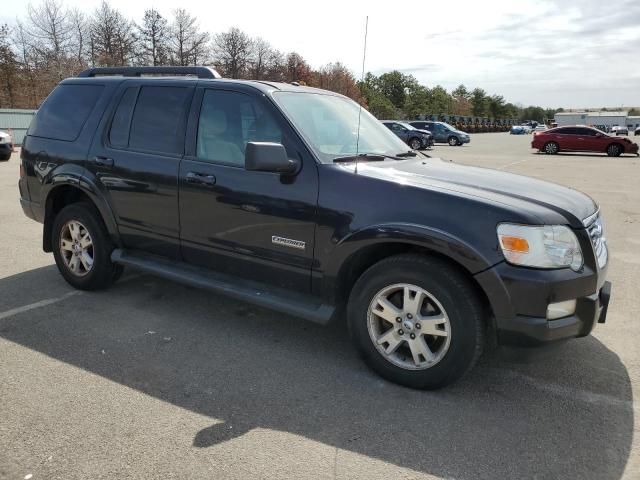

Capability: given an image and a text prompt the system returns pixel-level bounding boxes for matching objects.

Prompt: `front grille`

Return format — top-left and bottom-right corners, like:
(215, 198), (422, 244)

(584, 212), (607, 269)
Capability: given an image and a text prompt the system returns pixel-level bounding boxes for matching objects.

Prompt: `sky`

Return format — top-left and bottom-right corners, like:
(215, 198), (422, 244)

(2, 0), (640, 109)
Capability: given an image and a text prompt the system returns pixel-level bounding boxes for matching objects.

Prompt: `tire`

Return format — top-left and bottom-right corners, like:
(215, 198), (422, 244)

(607, 143), (622, 157)
(0, 154), (10, 161)
(408, 137), (422, 150)
(448, 136), (459, 146)
(543, 141), (559, 154)
(347, 254), (485, 390)
(52, 202), (123, 290)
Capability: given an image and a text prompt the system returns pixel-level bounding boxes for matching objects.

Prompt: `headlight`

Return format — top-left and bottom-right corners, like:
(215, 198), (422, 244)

(497, 223), (583, 271)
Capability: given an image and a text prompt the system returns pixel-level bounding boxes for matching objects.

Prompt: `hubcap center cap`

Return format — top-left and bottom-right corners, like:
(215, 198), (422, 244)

(402, 319), (414, 331)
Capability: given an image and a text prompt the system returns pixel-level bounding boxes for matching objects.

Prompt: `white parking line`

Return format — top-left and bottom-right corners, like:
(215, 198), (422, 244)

(498, 159), (528, 170)
(0, 291), (81, 320)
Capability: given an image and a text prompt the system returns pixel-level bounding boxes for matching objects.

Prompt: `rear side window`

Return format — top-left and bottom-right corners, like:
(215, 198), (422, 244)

(30, 84), (104, 141)
(128, 86), (190, 155)
(109, 87), (138, 148)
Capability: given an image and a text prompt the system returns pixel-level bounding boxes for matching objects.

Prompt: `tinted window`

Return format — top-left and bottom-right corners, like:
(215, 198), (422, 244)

(557, 127), (579, 135)
(129, 86), (190, 155)
(576, 127), (597, 136)
(197, 90), (283, 166)
(30, 84), (104, 141)
(109, 87), (138, 148)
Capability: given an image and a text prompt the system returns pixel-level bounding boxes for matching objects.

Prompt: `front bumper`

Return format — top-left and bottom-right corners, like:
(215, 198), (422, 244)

(475, 259), (610, 347)
(459, 136), (470, 144)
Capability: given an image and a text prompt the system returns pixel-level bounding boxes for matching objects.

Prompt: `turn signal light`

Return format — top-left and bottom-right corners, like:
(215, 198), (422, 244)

(499, 236), (530, 253)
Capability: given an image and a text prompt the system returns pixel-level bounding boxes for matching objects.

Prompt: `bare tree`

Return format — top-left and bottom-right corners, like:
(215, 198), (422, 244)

(0, 24), (19, 108)
(248, 37), (274, 80)
(212, 27), (252, 78)
(169, 8), (209, 66)
(91, 1), (136, 67)
(285, 52), (311, 84)
(12, 21), (40, 107)
(312, 62), (361, 101)
(26, 0), (75, 79)
(69, 8), (88, 67)
(137, 8), (169, 66)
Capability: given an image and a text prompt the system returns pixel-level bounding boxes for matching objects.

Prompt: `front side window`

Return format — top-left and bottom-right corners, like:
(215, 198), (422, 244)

(273, 92), (409, 163)
(197, 89), (283, 166)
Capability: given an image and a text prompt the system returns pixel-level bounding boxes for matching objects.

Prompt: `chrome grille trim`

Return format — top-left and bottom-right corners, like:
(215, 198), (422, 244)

(583, 210), (607, 268)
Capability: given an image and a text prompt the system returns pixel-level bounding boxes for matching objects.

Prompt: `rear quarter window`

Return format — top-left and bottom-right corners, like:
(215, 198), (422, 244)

(29, 84), (104, 141)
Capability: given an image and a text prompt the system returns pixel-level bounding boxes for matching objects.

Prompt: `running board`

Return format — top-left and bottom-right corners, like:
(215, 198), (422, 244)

(111, 249), (334, 325)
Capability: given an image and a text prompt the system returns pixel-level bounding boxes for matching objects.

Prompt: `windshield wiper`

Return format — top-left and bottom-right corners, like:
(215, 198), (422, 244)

(396, 151), (418, 157)
(333, 153), (387, 163)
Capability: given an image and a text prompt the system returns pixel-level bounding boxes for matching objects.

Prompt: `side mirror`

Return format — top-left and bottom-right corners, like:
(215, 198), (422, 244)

(245, 142), (298, 174)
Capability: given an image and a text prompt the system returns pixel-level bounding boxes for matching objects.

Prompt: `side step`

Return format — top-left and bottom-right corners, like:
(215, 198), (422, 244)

(111, 249), (334, 325)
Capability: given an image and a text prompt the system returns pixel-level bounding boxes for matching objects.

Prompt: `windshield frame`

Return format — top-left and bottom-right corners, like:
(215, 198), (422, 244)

(271, 90), (412, 164)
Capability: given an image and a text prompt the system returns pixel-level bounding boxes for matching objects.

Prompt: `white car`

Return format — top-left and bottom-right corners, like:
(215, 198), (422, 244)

(611, 126), (628, 136)
(534, 124), (548, 132)
(520, 124), (533, 134)
(635, 126), (640, 136)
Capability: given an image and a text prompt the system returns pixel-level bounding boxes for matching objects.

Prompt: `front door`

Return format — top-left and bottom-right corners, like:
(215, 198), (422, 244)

(89, 81), (194, 258)
(178, 86), (318, 293)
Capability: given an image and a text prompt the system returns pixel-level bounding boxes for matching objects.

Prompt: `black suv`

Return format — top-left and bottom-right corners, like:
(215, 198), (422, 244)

(19, 67), (611, 389)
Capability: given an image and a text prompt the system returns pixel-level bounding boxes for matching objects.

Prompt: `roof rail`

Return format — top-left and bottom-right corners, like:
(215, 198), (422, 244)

(77, 66), (222, 79)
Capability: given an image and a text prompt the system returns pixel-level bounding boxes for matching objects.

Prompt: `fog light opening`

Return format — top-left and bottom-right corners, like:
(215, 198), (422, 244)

(547, 299), (577, 320)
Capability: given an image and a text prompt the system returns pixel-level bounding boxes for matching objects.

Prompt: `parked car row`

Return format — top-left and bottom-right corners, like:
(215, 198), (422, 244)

(531, 125), (639, 157)
(382, 120), (471, 148)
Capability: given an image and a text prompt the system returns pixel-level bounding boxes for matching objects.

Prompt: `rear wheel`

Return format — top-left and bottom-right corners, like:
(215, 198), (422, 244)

(607, 143), (622, 157)
(347, 254), (485, 389)
(448, 136), (459, 146)
(543, 141), (559, 154)
(409, 137), (422, 150)
(52, 203), (122, 290)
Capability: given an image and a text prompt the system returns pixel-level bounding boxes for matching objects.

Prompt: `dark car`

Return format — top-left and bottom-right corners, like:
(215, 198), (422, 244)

(0, 130), (13, 161)
(19, 67), (611, 390)
(381, 121), (432, 150)
(409, 121), (470, 146)
(531, 125), (639, 157)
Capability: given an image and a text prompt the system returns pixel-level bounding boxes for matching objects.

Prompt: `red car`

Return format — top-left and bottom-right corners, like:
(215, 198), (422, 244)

(532, 125), (639, 157)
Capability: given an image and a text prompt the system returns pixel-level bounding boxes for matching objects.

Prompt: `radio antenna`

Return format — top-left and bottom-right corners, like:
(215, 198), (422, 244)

(354, 16), (368, 175)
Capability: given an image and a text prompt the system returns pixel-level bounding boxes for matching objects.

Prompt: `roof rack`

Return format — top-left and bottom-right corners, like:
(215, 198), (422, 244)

(77, 66), (221, 79)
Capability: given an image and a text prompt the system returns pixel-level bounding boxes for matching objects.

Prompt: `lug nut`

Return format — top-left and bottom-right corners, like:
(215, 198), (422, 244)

(415, 323), (421, 329)
(398, 329), (404, 335)
(407, 313), (413, 319)
(396, 317), (402, 323)
(410, 333), (416, 339)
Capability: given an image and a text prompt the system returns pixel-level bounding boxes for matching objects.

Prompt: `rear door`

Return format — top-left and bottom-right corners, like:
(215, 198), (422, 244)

(89, 80), (194, 258)
(178, 85), (319, 293)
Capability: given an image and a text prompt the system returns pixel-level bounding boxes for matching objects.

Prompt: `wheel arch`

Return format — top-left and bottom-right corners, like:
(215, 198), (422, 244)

(43, 177), (120, 252)
(329, 226), (499, 329)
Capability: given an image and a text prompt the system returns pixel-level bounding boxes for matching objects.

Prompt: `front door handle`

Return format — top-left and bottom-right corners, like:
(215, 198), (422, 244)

(186, 172), (216, 186)
(93, 156), (114, 168)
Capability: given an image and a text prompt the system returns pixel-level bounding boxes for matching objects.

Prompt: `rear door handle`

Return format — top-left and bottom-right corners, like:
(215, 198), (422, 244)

(186, 172), (216, 186)
(92, 156), (114, 168)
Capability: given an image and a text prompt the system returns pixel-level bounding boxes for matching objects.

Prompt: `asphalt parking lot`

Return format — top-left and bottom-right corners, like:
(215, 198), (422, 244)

(1, 133), (638, 480)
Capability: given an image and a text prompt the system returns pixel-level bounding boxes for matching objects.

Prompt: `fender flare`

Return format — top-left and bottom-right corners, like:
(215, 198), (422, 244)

(42, 169), (120, 251)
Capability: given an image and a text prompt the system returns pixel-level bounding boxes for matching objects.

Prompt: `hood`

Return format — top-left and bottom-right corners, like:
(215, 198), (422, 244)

(355, 158), (596, 227)
(413, 129), (432, 136)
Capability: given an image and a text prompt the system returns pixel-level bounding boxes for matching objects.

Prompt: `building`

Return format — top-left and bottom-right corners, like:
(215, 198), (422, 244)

(0, 109), (37, 146)
(553, 111), (631, 131)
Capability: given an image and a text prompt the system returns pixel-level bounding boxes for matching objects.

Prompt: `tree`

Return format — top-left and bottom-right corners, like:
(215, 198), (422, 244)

(376, 70), (408, 110)
(628, 107), (640, 116)
(212, 27), (252, 78)
(285, 52), (311, 84)
(312, 62), (361, 101)
(137, 8), (169, 66)
(470, 88), (487, 116)
(487, 95), (506, 118)
(169, 8), (209, 66)
(0, 24), (20, 108)
(90, 1), (136, 67)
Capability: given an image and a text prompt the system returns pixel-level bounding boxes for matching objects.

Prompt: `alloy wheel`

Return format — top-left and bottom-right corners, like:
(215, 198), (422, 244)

(367, 283), (451, 370)
(59, 220), (94, 276)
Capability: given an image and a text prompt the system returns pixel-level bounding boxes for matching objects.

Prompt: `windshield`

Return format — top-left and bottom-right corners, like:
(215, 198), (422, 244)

(439, 122), (455, 131)
(273, 91), (410, 163)
(398, 122), (416, 130)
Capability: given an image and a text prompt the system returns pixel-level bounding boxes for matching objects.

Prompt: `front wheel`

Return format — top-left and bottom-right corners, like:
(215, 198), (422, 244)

(448, 136), (459, 146)
(52, 202), (123, 290)
(347, 254), (485, 389)
(607, 143), (622, 157)
(408, 137), (422, 150)
(544, 141), (559, 154)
